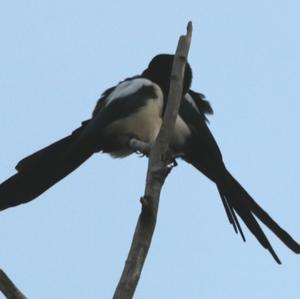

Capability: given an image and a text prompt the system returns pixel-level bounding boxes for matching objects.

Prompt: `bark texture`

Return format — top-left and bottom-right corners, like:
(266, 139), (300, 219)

(113, 21), (193, 299)
(0, 269), (27, 299)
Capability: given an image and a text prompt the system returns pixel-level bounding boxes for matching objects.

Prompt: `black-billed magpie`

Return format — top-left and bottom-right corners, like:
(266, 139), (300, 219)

(0, 54), (299, 263)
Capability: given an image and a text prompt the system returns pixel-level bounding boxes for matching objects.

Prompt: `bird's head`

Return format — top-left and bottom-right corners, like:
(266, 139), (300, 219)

(142, 54), (192, 98)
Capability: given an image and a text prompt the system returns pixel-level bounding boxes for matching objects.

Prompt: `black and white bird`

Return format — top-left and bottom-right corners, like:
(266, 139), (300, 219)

(0, 54), (299, 263)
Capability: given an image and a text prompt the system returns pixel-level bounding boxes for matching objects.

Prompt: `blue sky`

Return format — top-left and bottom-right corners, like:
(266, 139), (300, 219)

(0, 1), (299, 298)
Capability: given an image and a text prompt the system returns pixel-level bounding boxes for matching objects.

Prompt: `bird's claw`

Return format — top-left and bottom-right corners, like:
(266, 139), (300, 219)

(136, 151), (146, 158)
(163, 158), (178, 176)
(167, 158), (177, 169)
(129, 138), (152, 157)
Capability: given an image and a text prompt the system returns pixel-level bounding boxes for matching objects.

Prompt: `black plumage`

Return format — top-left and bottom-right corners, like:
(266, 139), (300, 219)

(1, 54), (299, 263)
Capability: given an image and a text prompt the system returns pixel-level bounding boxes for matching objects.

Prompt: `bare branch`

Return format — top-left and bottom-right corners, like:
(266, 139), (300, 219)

(0, 269), (27, 299)
(113, 21), (193, 299)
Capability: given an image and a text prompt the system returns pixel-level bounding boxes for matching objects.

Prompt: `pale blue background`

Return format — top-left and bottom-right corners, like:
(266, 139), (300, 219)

(0, 1), (299, 298)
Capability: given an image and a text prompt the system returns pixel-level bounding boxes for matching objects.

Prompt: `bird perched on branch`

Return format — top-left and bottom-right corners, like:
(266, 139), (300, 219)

(0, 54), (299, 263)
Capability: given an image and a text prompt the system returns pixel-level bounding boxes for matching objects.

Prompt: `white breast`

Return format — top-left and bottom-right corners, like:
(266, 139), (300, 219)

(102, 78), (191, 156)
(172, 115), (191, 148)
(108, 98), (163, 143)
(104, 80), (164, 144)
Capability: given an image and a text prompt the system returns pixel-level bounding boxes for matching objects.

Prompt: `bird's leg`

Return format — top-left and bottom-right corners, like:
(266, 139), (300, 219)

(163, 152), (184, 174)
(166, 157), (177, 168)
(167, 152), (184, 169)
(164, 156), (179, 176)
(129, 138), (153, 157)
(129, 137), (180, 175)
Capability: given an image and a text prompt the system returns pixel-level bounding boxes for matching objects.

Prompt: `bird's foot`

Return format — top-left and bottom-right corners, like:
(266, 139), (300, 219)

(164, 158), (178, 176)
(167, 158), (178, 168)
(129, 138), (153, 157)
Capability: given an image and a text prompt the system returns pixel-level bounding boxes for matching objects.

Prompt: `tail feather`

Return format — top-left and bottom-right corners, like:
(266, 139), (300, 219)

(16, 123), (87, 172)
(218, 170), (300, 263)
(229, 175), (300, 254)
(217, 187), (245, 241)
(221, 184), (281, 263)
(0, 130), (93, 211)
(16, 135), (75, 172)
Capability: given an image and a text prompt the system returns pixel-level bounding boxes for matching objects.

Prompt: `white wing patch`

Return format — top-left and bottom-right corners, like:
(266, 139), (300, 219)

(185, 93), (200, 113)
(106, 78), (155, 105)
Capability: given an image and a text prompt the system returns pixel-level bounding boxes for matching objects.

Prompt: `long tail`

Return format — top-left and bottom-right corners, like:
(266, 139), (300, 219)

(218, 169), (300, 263)
(0, 125), (93, 211)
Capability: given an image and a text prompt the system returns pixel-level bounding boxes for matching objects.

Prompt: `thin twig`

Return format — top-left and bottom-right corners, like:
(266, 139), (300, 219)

(0, 269), (27, 299)
(113, 21), (193, 299)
